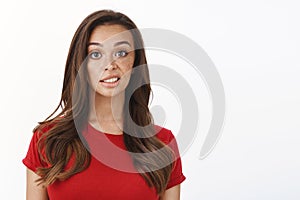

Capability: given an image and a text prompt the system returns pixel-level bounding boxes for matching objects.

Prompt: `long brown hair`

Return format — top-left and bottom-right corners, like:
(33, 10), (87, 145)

(35, 10), (174, 195)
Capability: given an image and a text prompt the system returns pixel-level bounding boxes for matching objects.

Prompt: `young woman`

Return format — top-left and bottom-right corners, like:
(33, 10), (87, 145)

(23, 10), (186, 200)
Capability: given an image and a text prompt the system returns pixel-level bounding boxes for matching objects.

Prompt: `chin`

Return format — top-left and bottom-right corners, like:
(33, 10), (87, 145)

(95, 90), (125, 98)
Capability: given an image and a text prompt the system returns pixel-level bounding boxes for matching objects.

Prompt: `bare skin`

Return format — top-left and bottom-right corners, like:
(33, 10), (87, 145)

(86, 24), (181, 200)
(26, 169), (48, 200)
(161, 185), (181, 200)
(87, 24), (135, 135)
(26, 24), (181, 200)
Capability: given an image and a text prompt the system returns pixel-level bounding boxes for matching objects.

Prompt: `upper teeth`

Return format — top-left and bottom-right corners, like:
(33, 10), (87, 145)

(103, 77), (118, 83)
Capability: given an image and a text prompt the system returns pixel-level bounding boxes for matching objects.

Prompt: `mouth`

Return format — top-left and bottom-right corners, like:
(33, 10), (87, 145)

(100, 77), (120, 83)
(99, 76), (121, 88)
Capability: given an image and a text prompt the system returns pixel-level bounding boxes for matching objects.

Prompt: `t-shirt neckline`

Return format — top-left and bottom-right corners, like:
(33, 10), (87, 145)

(87, 122), (123, 137)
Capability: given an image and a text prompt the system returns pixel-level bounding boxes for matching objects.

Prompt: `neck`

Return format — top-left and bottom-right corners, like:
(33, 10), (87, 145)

(88, 89), (125, 134)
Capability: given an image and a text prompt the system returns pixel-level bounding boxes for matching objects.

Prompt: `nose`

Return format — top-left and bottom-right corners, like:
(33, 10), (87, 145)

(105, 61), (117, 71)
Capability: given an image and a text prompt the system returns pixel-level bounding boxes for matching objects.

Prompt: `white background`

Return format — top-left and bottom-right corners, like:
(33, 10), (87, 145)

(1, 0), (300, 199)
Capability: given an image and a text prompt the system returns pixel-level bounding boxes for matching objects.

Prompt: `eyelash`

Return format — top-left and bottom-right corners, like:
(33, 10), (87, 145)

(89, 51), (102, 59)
(89, 50), (129, 60)
(114, 50), (128, 57)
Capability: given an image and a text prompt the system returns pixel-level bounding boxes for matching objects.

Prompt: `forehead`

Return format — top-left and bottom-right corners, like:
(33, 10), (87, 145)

(89, 24), (134, 46)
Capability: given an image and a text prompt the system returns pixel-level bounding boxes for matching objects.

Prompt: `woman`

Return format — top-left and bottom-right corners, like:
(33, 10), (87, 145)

(23, 10), (185, 200)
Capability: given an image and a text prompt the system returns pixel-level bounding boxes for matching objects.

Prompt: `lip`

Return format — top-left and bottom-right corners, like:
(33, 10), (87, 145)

(99, 75), (120, 88)
(99, 79), (120, 88)
(100, 75), (120, 82)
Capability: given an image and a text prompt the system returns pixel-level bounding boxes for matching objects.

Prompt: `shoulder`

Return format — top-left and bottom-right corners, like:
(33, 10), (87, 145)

(154, 125), (176, 145)
(34, 119), (59, 135)
(154, 125), (181, 156)
(23, 121), (56, 172)
(31, 120), (57, 143)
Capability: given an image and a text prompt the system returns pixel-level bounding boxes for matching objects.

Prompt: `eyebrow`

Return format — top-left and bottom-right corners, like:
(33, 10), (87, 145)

(88, 41), (131, 47)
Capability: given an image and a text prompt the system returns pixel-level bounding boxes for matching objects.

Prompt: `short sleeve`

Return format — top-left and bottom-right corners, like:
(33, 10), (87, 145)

(165, 130), (186, 189)
(22, 129), (48, 173)
(155, 126), (186, 189)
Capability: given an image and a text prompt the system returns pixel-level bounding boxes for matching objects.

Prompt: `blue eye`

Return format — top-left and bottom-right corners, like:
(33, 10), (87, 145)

(89, 51), (102, 59)
(115, 50), (128, 57)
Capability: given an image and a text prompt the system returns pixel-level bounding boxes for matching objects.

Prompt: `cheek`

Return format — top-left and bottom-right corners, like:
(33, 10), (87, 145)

(118, 54), (135, 72)
(87, 62), (104, 88)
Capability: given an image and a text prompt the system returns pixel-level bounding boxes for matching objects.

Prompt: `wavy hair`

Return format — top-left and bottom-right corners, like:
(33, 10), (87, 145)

(34, 10), (174, 196)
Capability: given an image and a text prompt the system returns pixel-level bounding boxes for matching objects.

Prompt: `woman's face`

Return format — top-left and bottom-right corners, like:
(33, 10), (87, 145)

(87, 24), (135, 97)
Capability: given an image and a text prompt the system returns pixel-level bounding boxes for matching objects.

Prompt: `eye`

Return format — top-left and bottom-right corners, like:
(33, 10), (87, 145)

(115, 50), (128, 57)
(89, 51), (102, 59)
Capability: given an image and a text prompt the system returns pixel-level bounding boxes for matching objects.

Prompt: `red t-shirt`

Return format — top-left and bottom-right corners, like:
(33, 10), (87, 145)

(22, 122), (186, 200)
